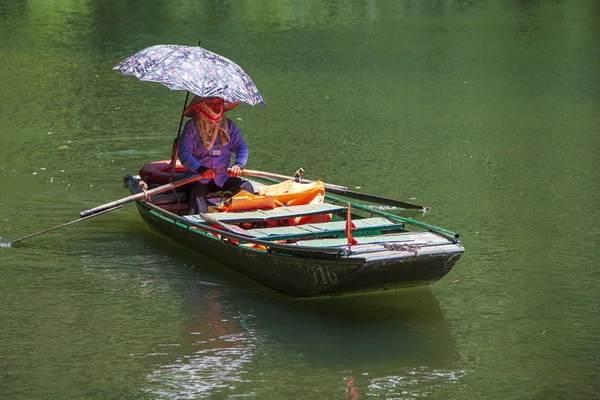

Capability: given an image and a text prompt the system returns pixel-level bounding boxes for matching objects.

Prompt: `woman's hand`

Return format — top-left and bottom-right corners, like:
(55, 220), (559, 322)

(228, 165), (243, 178)
(202, 169), (216, 180)
(197, 166), (215, 180)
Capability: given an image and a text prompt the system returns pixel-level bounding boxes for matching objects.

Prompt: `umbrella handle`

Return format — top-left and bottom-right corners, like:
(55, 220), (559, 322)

(168, 40), (201, 181)
(168, 90), (191, 181)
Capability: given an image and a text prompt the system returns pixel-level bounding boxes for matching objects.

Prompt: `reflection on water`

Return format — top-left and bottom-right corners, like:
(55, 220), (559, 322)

(141, 288), (256, 399)
(135, 267), (464, 399)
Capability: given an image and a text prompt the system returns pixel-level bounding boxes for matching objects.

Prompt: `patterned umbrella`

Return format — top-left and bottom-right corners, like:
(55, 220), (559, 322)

(113, 45), (265, 106)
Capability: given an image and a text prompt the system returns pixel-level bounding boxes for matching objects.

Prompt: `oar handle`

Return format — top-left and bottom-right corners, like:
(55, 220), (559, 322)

(79, 174), (203, 218)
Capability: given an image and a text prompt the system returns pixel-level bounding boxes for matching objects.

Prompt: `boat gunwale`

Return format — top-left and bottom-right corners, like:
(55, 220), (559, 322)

(126, 175), (462, 258)
(141, 200), (348, 258)
(246, 175), (462, 243)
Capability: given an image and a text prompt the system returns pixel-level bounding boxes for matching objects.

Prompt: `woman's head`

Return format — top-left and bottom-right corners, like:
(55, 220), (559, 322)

(195, 97), (224, 121)
(192, 97), (230, 150)
(183, 95), (239, 118)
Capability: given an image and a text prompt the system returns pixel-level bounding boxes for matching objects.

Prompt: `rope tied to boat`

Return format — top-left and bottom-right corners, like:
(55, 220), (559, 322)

(124, 173), (153, 200)
(138, 180), (151, 201)
(383, 243), (421, 256)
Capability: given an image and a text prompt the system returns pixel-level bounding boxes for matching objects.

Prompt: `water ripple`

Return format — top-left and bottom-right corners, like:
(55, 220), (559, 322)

(144, 338), (255, 399)
(364, 368), (467, 399)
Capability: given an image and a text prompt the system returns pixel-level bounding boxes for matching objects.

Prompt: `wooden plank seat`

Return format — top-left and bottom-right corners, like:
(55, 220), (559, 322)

(295, 231), (452, 248)
(149, 190), (227, 205)
(147, 179), (269, 206)
(243, 217), (403, 241)
(184, 203), (345, 225)
(149, 189), (188, 205)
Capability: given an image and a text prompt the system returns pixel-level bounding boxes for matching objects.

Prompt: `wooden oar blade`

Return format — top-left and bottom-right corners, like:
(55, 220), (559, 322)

(7, 205), (124, 247)
(241, 168), (428, 211)
(327, 187), (428, 211)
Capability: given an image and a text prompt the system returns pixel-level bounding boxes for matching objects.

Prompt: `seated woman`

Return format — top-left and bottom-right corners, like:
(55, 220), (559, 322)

(178, 96), (254, 214)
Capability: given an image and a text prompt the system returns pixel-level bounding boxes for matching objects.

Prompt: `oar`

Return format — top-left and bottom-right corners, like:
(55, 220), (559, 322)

(5, 174), (205, 247)
(5, 205), (123, 247)
(241, 169), (428, 210)
(80, 174), (204, 218)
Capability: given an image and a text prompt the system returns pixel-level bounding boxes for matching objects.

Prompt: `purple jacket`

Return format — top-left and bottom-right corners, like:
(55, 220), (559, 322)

(178, 118), (249, 187)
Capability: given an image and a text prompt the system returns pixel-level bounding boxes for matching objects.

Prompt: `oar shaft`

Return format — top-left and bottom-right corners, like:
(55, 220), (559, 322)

(241, 169), (427, 210)
(10, 205), (123, 245)
(80, 174), (203, 218)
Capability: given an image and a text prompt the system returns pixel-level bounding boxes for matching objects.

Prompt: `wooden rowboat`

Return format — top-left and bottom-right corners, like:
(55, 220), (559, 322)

(122, 169), (464, 297)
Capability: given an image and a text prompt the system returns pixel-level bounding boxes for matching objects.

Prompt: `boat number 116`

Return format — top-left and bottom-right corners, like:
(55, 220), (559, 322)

(306, 264), (338, 285)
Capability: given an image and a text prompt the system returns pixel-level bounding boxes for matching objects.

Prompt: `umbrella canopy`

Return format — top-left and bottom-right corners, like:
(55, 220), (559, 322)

(113, 45), (265, 106)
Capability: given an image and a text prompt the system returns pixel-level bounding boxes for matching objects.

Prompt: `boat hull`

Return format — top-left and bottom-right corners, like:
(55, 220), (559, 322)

(134, 200), (462, 297)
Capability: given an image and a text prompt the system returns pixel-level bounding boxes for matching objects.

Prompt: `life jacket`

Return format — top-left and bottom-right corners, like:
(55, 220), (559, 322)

(222, 179), (325, 212)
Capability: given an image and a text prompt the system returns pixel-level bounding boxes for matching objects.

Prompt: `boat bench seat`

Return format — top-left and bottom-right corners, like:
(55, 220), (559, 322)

(147, 180), (270, 206)
(295, 231), (452, 248)
(184, 203), (345, 225)
(245, 217), (404, 241)
(295, 234), (418, 247)
(149, 189), (188, 205)
(149, 190), (228, 206)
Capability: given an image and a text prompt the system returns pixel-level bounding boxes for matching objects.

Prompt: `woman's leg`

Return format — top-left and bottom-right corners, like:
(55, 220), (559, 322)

(187, 181), (218, 214)
(221, 177), (255, 195)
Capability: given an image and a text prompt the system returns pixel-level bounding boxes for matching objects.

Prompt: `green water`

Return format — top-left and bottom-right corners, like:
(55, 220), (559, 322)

(1, 1), (599, 399)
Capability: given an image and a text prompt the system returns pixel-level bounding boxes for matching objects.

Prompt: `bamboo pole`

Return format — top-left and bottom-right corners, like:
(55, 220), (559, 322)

(79, 174), (203, 218)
